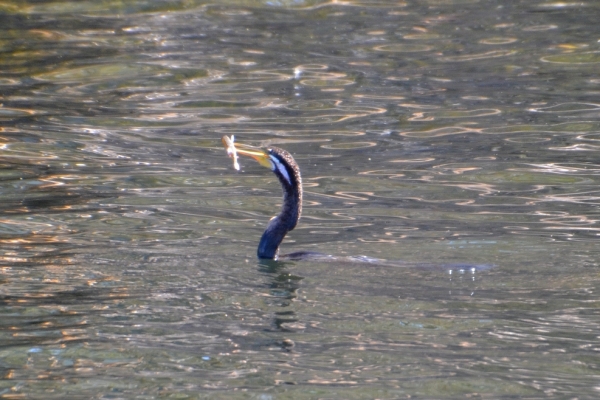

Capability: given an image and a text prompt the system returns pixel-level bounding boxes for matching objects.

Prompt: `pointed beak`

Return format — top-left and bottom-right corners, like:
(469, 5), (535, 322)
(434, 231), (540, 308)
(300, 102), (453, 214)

(222, 135), (273, 169)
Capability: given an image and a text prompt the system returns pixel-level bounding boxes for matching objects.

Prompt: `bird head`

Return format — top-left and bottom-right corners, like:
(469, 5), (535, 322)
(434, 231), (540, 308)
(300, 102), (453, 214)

(221, 136), (299, 192)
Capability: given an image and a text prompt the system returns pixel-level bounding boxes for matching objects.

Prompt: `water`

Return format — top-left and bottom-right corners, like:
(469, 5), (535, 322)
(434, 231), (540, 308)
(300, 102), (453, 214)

(1, 0), (600, 398)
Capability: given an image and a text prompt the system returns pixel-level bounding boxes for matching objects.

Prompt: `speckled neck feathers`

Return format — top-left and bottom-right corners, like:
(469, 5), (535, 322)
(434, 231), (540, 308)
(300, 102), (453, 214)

(257, 147), (302, 259)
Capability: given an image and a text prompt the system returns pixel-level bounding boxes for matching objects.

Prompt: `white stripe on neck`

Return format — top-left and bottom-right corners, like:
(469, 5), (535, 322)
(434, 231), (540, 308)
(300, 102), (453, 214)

(271, 156), (291, 186)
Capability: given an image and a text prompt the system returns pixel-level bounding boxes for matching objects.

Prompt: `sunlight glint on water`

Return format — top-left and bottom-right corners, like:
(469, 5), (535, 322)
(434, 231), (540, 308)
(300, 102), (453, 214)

(1, 0), (600, 398)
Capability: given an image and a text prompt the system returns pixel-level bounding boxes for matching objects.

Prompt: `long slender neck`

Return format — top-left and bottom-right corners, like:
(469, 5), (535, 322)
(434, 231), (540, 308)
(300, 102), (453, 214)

(257, 163), (302, 260)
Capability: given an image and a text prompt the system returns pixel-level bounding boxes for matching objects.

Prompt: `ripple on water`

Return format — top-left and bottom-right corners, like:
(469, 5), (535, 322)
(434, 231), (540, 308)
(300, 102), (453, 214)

(373, 43), (433, 52)
(483, 122), (600, 135)
(213, 128), (366, 140)
(294, 63), (329, 72)
(522, 24), (558, 31)
(243, 101), (386, 125)
(528, 102), (600, 113)
(549, 144), (600, 151)
(34, 64), (169, 83)
(388, 158), (435, 163)
(462, 96), (489, 101)
(440, 50), (517, 62)
(0, 107), (38, 120)
(227, 59), (257, 67)
(504, 136), (551, 144)
(294, 66), (355, 87)
(321, 142), (377, 150)
(358, 170), (406, 179)
(398, 103), (441, 110)
(400, 126), (482, 138)
(432, 163), (481, 175)
(172, 100), (261, 108)
(577, 132), (600, 142)
(352, 0), (408, 6)
(541, 51), (600, 64)
(401, 33), (444, 40)
(208, 8), (253, 16)
(521, 163), (600, 176)
(479, 37), (518, 45)
(0, 78), (21, 86)
(299, 78), (356, 87)
(353, 94), (405, 101)
(209, 69), (292, 85)
(408, 108), (501, 120)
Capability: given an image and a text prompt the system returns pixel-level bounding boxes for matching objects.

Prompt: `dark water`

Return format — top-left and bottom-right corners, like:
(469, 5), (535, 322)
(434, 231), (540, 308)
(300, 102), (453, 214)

(2, 0), (600, 398)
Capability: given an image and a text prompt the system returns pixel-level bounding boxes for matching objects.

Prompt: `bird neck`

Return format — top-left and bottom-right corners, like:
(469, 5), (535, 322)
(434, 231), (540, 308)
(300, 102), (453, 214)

(257, 172), (302, 260)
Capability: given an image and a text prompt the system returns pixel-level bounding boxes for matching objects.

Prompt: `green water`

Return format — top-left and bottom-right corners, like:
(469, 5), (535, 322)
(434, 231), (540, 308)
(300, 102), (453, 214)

(1, 0), (600, 398)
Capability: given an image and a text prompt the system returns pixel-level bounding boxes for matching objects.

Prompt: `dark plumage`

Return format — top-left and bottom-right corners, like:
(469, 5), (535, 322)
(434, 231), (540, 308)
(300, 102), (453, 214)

(222, 137), (303, 259)
(256, 147), (302, 259)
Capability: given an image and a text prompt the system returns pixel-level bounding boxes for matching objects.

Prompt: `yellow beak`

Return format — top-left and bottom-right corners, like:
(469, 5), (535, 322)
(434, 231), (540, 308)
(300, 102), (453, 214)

(221, 135), (273, 169)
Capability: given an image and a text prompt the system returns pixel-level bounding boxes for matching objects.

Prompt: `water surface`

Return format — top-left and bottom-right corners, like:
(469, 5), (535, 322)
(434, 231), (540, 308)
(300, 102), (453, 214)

(1, 0), (600, 398)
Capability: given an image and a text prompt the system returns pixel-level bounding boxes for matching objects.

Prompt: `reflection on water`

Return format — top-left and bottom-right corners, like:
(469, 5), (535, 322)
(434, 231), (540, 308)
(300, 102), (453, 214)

(2, 0), (600, 398)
